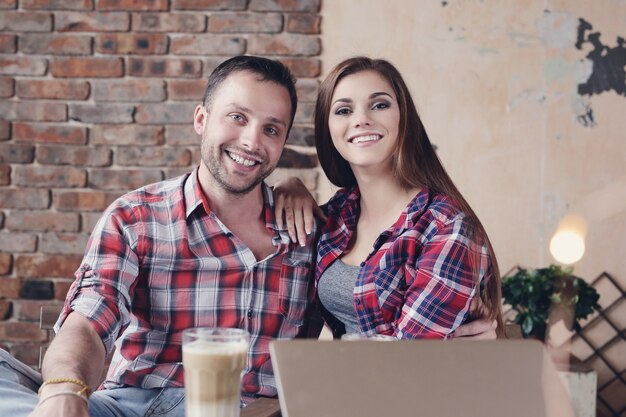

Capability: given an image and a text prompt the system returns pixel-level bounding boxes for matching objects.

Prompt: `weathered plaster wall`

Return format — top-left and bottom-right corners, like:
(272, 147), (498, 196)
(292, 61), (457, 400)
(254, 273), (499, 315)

(319, 0), (626, 284)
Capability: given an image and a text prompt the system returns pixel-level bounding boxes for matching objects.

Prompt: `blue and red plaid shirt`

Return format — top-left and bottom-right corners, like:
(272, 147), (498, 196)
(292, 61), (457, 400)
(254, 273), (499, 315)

(56, 168), (318, 403)
(316, 186), (493, 339)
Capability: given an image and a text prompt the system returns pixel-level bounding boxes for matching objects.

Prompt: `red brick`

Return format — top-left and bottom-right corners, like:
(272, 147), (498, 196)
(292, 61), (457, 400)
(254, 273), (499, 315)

(128, 57), (201, 78)
(69, 103), (134, 124)
(135, 102), (196, 124)
(96, 33), (168, 54)
(12, 166), (86, 188)
(14, 123), (86, 145)
(286, 13), (320, 34)
(0, 253), (11, 275)
(286, 126), (313, 147)
(88, 168), (162, 190)
(37, 145), (112, 167)
(0, 278), (21, 298)
(0, 233), (38, 252)
(0, 56), (47, 76)
(163, 167), (192, 180)
(116, 147), (192, 167)
(0, 0), (16, 8)
(0, 188), (50, 209)
(0, 102), (66, 122)
(0, 165), (9, 185)
(0, 12), (52, 31)
(167, 79), (205, 101)
(248, 34), (320, 56)
(90, 124), (165, 146)
(171, 34), (245, 55)
(0, 321), (48, 342)
(92, 79), (165, 102)
(172, 0), (246, 10)
(97, 0), (167, 10)
(294, 101), (314, 124)
(19, 34), (92, 55)
(0, 34), (16, 53)
(0, 77), (14, 98)
(16, 79), (90, 100)
(56, 12), (130, 32)
(132, 12), (205, 32)
(250, 0), (320, 12)
(54, 280), (73, 300)
(0, 299), (11, 319)
(7, 211), (79, 233)
(208, 12), (282, 33)
(278, 147), (317, 168)
(165, 125), (197, 146)
(53, 190), (119, 211)
(22, 0), (93, 9)
(81, 212), (103, 234)
(295, 78), (318, 101)
(0, 121), (9, 140)
(14, 299), (46, 321)
(11, 343), (43, 367)
(50, 57), (123, 78)
(0, 143), (35, 163)
(40, 233), (89, 254)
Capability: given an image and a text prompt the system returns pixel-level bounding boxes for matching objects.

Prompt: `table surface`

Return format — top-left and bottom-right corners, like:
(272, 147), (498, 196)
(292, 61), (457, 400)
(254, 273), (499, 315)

(241, 398), (281, 417)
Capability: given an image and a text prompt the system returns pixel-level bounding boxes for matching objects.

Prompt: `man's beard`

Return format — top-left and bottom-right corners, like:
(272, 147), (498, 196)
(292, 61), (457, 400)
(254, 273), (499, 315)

(201, 141), (275, 195)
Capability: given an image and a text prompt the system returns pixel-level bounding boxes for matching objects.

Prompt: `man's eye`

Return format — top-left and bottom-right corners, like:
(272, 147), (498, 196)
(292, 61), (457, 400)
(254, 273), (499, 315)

(266, 127), (279, 136)
(230, 114), (244, 121)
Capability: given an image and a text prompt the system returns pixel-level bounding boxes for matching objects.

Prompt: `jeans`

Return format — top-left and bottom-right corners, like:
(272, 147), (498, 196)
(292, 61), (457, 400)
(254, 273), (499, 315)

(0, 349), (185, 417)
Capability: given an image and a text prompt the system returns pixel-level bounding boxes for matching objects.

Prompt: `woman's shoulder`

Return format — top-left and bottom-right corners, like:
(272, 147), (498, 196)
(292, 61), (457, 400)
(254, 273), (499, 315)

(325, 186), (358, 213)
(420, 190), (466, 225)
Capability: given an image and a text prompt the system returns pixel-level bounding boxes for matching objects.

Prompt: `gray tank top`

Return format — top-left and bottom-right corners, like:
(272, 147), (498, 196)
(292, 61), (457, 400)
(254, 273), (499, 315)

(317, 258), (361, 334)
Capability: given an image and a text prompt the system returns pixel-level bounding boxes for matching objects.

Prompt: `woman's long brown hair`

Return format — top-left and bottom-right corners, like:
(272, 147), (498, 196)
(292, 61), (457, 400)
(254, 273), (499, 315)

(315, 57), (504, 336)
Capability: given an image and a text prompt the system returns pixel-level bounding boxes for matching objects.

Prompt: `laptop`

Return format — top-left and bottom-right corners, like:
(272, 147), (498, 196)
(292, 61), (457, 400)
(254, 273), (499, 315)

(270, 339), (574, 417)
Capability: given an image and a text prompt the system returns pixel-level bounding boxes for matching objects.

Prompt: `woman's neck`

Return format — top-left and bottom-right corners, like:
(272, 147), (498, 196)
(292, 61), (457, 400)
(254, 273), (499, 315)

(354, 170), (420, 226)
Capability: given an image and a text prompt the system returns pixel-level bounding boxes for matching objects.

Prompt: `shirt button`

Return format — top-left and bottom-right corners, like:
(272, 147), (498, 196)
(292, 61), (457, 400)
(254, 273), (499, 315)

(355, 299), (361, 305)
(247, 309), (252, 319)
(359, 262), (365, 267)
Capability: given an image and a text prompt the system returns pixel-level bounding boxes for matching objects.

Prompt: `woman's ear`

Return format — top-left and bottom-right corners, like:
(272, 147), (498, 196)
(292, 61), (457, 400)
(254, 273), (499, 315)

(193, 104), (207, 135)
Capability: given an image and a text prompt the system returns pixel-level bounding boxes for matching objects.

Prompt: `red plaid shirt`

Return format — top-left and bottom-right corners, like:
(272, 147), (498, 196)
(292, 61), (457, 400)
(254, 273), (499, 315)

(56, 169), (318, 402)
(316, 186), (493, 339)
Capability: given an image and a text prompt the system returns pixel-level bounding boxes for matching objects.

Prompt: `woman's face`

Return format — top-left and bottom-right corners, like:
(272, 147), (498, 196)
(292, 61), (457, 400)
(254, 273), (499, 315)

(328, 70), (400, 175)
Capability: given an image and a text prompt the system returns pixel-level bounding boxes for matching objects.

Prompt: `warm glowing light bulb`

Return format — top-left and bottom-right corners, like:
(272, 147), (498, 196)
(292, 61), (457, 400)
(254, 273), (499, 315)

(549, 230), (585, 265)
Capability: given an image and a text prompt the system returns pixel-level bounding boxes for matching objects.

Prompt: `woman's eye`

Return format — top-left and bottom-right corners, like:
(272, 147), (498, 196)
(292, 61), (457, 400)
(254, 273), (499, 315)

(334, 107), (351, 115)
(372, 102), (390, 110)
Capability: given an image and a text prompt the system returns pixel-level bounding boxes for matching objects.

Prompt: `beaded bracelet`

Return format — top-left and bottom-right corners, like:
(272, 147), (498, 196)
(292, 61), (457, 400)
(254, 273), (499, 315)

(37, 391), (89, 408)
(38, 377), (92, 398)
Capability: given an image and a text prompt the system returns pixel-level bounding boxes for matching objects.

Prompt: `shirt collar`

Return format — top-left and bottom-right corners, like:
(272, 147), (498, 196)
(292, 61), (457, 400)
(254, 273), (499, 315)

(183, 167), (291, 244)
(341, 185), (432, 232)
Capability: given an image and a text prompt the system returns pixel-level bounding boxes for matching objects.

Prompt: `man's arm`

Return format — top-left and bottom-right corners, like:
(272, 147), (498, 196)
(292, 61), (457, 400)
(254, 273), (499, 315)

(30, 312), (106, 417)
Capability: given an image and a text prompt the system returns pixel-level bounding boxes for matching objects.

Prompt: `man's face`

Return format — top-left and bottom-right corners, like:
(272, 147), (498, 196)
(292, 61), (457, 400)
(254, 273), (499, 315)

(194, 71), (292, 195)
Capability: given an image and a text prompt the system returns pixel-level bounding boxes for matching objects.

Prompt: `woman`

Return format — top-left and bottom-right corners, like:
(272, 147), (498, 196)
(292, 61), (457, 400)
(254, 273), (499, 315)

(277, 57), (503, 339)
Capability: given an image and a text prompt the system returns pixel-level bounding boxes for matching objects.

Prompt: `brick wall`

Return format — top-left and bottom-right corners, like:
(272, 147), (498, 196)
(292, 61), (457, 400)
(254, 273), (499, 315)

(0, 0), (321, 366)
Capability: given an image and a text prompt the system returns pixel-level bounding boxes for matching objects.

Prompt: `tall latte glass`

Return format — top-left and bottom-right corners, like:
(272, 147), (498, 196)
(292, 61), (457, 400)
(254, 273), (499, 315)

(182, 328), (249, 417)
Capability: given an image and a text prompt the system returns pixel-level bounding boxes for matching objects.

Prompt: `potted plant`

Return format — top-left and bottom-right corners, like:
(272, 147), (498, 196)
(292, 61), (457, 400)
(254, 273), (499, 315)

(502, 264), (601, 340)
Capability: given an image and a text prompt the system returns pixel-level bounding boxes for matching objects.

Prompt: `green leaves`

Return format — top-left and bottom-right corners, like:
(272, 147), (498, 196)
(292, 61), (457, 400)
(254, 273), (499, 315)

(502, 264), (601, 339)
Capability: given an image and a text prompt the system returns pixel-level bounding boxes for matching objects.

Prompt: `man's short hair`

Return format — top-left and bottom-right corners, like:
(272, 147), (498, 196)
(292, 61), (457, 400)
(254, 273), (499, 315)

(202, 55), (298, 131)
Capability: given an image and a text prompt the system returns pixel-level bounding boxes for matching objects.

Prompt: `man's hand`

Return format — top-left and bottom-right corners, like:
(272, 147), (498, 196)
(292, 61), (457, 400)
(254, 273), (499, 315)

(273, 177), (326, 246)
(28, 392), (89, 417)
(453, 297), (498, 340)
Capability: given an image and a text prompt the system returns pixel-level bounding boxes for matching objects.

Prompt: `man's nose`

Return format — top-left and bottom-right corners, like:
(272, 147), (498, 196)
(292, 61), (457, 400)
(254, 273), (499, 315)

(240, 125), (262, 150)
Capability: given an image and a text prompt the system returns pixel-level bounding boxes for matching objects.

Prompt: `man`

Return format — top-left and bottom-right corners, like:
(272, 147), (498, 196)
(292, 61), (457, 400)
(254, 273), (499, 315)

(0, 55), (496, 417)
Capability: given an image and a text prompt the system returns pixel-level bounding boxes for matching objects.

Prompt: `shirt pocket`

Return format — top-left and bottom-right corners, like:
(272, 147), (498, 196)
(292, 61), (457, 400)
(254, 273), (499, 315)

(278, 258), (313, 326)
